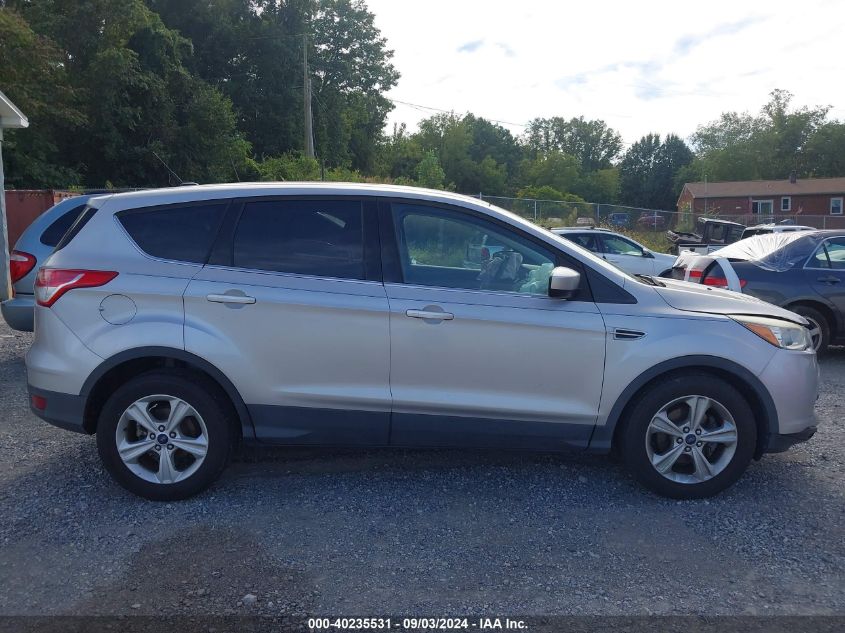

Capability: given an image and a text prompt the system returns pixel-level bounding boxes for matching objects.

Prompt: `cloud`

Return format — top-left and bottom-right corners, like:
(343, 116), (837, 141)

(495, 42), (516, 58)
(457, 39), (485, 53)
(673, 16), (765, 56)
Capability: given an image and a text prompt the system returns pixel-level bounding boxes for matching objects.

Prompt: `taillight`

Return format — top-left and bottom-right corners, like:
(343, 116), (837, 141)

(34, 269), (118, 307)
(702, 273), (747, 289)
(9, 250), (37, 283)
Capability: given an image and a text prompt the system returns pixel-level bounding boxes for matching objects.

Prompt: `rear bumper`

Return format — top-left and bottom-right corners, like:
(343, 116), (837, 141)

(1, 295), (35, 332)
(28, 385), (88, 434)
(765, 426), (817, 453)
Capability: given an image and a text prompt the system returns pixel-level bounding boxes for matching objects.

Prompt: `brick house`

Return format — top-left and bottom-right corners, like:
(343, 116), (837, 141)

(677, 176), (845, 217)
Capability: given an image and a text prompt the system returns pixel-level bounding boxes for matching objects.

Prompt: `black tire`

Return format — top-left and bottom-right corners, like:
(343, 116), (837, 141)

(789, 305), (830, 354)
(96, 369), (235, 501)
(620, 373), (756, 499)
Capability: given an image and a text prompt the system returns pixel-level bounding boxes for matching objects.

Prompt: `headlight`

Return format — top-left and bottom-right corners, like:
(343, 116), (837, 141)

(731, 315), (811, 350)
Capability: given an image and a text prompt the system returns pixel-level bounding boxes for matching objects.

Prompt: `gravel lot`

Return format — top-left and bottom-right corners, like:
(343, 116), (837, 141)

(0, 317), (843, 617)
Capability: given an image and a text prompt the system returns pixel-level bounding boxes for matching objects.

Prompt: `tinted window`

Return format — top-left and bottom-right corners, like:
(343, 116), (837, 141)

(602, 235), (643, 256)
(567, 233), (600, 253)
(394, 204), (556, 295)
(40, 204), (87, 247)
(118, 203), (227, 264)
(232, 199), (364, 279)
(55, 206), (98, 252)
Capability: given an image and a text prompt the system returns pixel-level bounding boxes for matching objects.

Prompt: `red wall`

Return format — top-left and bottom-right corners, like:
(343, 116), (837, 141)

(3, 190), (78, 247)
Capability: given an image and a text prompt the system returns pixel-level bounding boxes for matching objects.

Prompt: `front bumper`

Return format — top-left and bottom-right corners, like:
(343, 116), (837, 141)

(758, 348), (819, 436)
(28, 385), (88, 434)
(1, 295), (35, 332)
(766, 426), (817, 453)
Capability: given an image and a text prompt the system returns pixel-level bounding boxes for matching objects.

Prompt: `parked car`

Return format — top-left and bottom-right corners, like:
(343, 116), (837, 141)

(26, 184), (817, 501)
(670, 230), (845, 352)
(607, 212), (630, 227)
(636, 212), (666, 231)
(552, 227), (676, 277)
(1, 194), (94, 332)
(667, 218), (746, 255)
(741, 222), (814, 239)
(463, 233), (507, 268)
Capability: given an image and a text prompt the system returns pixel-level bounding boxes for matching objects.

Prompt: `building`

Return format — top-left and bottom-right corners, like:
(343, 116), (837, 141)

(677, 175), (845, 217)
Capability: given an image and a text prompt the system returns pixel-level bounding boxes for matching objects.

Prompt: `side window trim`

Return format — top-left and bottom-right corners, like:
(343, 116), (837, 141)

(380, 198), (593, 301)
(206, 195), (381, 283)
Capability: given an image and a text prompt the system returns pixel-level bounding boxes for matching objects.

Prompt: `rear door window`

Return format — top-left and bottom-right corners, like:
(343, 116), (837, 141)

(117, 202), (228, 264)
(231, 199), (365, 280)
(567, 233), (600, 253)
(40, 204), (88, 247)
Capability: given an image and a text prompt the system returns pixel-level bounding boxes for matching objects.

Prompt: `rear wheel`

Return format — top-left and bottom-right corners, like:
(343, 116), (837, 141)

(789, 305), (829, 353)
(96, 370), (235, 500)
(621, 374), (756, 499)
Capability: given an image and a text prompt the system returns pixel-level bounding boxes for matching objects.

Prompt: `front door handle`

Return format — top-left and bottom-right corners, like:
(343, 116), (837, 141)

(817, 276), (841, 284)
(406, 309), (454, 321)
(207, 293), (256, 305)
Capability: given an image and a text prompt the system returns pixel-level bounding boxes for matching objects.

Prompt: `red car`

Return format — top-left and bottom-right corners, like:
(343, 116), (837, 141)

(636, 213), (666, 230)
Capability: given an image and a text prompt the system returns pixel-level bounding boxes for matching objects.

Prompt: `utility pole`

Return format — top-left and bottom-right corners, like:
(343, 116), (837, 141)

(303, 34), (315, 159)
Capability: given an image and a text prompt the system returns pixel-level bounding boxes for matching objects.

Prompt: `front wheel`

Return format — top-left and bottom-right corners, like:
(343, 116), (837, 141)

(96, 370), (235, 500)
(620, 374), (756, 499)
(789, 305), (829, 353)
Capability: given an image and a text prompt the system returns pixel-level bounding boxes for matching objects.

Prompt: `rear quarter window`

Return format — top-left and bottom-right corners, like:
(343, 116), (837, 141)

(117, 202), (228, 264)
(40, 204), (88, 247)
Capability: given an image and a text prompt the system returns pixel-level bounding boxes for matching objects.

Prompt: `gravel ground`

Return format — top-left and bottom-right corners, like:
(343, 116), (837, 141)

(0, 318), (843, 617)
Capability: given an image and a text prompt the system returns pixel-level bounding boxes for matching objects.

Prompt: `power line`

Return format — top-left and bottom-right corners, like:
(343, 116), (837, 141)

(387, 98), (529, 129)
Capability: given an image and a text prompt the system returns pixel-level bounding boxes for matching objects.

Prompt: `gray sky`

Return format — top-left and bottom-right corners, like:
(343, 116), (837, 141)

(366, 0), (845, 144)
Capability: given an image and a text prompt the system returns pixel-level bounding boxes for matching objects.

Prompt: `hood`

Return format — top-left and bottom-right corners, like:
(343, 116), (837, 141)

(653, 278), (808, 325)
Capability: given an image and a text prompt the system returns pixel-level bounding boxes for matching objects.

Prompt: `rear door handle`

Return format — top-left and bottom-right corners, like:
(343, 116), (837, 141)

(406, 309), (454, 321)
(207, 293), (256, 304)
(817, 276), (841, 284)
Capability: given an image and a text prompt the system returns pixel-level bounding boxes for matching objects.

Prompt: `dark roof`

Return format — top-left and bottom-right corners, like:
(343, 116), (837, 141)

(683, 177), (845, 198)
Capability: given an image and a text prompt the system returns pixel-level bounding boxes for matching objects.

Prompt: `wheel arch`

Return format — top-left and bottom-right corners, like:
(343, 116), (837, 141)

(80, 347), (254, 440)
(591, 355), (778, 460)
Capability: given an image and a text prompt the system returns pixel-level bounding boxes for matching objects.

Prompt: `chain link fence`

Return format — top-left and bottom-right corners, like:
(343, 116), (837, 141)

(478, 195), (845, 232)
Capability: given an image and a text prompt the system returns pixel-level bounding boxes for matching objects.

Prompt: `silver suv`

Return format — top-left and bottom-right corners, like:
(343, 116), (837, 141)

(26, 184), (819, 500)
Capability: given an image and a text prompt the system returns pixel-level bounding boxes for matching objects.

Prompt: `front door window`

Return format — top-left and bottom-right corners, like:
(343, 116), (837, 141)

(393, 204), (557, 296)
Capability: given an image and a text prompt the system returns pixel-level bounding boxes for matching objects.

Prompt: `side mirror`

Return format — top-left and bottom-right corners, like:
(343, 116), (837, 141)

(548, 266), (581, 299)
(643, 249), (654, 259)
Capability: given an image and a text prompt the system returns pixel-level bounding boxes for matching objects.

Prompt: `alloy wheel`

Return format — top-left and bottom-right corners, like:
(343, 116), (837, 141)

(114, 395), (209, 485)
(645, 395), (738, 485)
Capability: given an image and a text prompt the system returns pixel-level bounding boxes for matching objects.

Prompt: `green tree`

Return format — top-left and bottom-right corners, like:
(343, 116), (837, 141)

(0, 8), (85, 187)
(619, 133), (693, 209)
(415, 151), (446, 189)
(688, 90), (832, 182)
(525, 116), (622, 171)
(519, 151), (581, 194)
(8, 0), (249, 186)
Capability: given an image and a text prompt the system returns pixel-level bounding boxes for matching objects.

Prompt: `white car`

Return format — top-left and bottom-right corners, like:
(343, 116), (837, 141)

(552, 227), (676, 277)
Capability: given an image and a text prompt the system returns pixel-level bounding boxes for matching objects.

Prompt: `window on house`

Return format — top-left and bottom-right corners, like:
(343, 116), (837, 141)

(831, 198), (843, 216)
(781, 197), (791, 212)
(751, 200), (773, 214)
